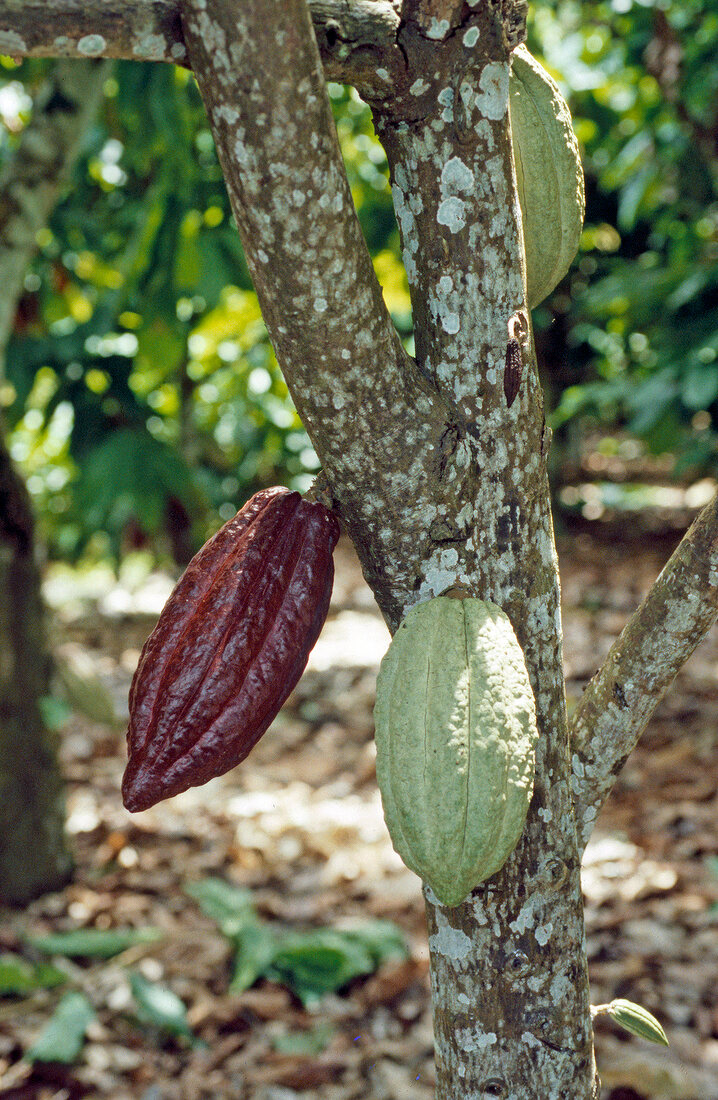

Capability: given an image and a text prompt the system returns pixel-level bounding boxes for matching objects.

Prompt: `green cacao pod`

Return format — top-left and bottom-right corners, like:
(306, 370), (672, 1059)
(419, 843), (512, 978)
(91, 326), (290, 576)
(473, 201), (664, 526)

(373, 597), (538, 907)
(510, 44), (585, 309)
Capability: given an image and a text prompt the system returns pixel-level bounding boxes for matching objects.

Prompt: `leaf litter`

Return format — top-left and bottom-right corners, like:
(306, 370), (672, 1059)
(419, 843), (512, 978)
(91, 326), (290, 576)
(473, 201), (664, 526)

(1, 533), (717, 1098)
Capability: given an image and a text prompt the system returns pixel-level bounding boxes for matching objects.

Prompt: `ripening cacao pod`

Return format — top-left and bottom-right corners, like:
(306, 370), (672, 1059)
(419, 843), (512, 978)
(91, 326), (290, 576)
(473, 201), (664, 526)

(373, 597), (538, 907)
(122, 487), (340, 812)
(510, 44), (585, 309)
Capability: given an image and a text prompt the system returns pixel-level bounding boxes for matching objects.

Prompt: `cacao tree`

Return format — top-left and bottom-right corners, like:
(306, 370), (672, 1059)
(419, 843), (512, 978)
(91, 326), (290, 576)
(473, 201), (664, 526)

(6, 2), (718, 1096)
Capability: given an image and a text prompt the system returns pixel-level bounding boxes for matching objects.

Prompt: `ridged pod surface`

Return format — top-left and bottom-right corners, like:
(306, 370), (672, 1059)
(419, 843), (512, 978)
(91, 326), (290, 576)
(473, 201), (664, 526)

(374, 597), (538, 907)
(122, 487), (340, 812)
(510, 44), (585, 309)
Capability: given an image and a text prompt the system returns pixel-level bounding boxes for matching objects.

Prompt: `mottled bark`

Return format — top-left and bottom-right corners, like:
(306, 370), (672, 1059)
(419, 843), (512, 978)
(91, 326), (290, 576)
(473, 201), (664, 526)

(0, 60), (109, 904)
(181, 1), (596, 1095)
(372, 9), (595, 1097)
(570, 490), (718, 850)
(5, 0), (717, 1093)
(181, 0), (446, 628)
(0, 0), (406, 98)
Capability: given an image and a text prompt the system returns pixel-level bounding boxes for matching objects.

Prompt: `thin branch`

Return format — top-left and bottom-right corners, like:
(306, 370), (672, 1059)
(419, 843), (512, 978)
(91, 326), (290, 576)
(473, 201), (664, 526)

(570, 490), (718, 850)
(0, 0), (405, 99)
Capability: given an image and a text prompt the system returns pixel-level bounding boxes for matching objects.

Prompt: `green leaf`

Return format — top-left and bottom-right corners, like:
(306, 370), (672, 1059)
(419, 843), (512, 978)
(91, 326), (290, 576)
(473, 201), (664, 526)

(338, 921), (409, 968)
(128, 971), (198, 1045)
(185, 880), (408, 1005)
(27, 927), (161, 959)
(25, 992), (95, 1064)
(73, 428), (197, 544)
(267, 930), (379, 1007)
(607, 999), (669, 1046)
(184, 877), (256, 939)
(0, 954), (67, 997)
(37, 695), (72, 732)
(228, 923), (277, 995)
(55, 649), (118, 727)
(272, 1022), (335, 1056)
(185, 877), (275, 995)
(681, 361), (718, 411)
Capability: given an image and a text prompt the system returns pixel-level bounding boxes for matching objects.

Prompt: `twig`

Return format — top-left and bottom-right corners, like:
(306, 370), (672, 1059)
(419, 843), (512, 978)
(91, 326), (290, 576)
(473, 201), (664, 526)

(570, 490), (718, 849)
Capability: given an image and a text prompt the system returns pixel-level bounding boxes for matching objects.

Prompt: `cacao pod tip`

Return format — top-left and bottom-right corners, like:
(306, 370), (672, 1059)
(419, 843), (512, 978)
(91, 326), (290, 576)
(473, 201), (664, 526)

(121, 765), (157, 813)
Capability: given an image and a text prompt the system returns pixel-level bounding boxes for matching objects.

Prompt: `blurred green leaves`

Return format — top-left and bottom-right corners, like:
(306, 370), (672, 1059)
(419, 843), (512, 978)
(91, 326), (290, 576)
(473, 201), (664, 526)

(1, 61), (331, 564)
(0, 954), (67, 997)
(128, 971), (200, 1046)
(25, 991), (96, 1064)
(27, 926), (162, 959)
(531, 0), (718, 474)
(186, 877), (408, 1007)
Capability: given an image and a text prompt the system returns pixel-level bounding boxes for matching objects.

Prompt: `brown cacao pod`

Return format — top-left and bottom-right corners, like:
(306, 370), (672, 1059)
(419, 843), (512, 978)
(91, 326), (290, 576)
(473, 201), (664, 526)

(122, 487), (339, 812)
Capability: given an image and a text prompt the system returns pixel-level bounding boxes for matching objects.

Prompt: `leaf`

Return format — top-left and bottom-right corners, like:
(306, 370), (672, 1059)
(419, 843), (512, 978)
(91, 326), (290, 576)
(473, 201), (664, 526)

(680, 361), (718, 411)
(185, 878), (275, 995)
(184, 877), (256, 939)
(607, 999), (669, 1046)
(25, 992), (95, 1064)
(186, 880), (409, 1004)
(272, 1022), (335, 1056)
(338, 921), (409, 968)
(27, 927), (161, 959)
(37, 695), (72, 732)
(0, 954), (67, 997)
(266, 930), (379, 1007)
(228, 922), (277, 995)
(55, 647), (119, 727)
(128, 971), (198, 1045)
(73, 428), (196, 541)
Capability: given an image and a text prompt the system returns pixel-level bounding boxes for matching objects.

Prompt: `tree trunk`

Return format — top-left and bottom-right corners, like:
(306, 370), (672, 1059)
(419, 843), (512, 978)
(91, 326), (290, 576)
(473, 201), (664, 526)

(4, 3), (718, 1095)
(0, 430), (71, 904)
(0, 59), (109, 904)
(179, 1), (597, 1094)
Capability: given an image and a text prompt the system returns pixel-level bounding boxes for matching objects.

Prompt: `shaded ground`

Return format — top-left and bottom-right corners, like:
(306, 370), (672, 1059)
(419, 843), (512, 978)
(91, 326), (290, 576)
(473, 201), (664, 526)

(1, 528), (718, 1099)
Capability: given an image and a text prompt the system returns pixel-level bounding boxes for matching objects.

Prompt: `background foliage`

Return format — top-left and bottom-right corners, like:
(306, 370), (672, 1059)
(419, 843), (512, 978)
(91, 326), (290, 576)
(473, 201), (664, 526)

(2, 0), (717, 564)
(531, 0), (718, 478)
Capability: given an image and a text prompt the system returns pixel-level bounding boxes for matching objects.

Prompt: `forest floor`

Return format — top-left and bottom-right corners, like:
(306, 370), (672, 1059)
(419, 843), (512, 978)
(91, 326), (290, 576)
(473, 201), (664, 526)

(1, 520), (718, 1100)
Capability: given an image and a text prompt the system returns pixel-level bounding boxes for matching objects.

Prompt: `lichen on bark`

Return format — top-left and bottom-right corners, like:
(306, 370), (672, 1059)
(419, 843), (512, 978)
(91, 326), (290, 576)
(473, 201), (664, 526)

(180, 1), (597, 1095)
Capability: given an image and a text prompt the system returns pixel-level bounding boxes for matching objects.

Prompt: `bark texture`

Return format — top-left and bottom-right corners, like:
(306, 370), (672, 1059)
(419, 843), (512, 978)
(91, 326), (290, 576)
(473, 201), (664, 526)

(181, 1), (596, 1095)
(0, 0), (405, 97)
(570, 490), (718, 849)
(0, 59), (109, 904)
(6, 0), (718, 1093)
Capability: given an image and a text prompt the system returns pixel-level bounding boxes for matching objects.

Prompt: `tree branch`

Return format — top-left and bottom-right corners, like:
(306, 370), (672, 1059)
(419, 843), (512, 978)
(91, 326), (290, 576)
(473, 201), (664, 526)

(180, 0), (456, 626)
(570, 490), (718, 849)
(399, 0), (466, 39)
(183, 0), (596, 1091)
(0, 0), (405, 100)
